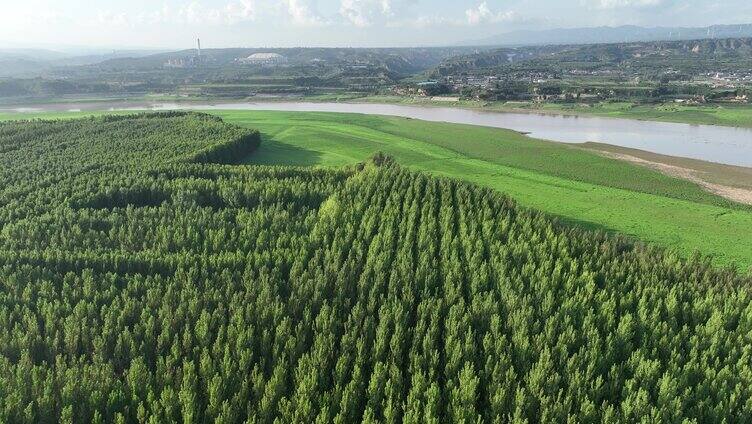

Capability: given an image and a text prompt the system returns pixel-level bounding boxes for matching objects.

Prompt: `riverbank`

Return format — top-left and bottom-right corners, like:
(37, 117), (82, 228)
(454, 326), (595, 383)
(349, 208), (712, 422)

(2, 99), (751, 202)
(4, 91), (752, 128)
(4, 93), (752, 128)
(301, 94), (752, 128)
(4, 99), (751, 167)
(582, 143), (752, 206)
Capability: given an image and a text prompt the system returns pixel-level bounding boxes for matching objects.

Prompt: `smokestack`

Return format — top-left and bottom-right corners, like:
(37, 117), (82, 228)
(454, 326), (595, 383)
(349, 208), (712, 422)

(197, 38), (201, 57)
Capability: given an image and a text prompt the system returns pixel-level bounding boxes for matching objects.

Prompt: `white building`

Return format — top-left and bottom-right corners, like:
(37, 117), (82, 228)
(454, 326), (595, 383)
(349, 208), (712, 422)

(239, 53), (288, 66)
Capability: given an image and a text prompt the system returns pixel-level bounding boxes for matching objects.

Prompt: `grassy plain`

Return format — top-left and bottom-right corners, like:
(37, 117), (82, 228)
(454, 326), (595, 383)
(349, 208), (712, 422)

(209, 110), (752, 271)
(2, 109), (751, 270)
(524, 102), (752, 128)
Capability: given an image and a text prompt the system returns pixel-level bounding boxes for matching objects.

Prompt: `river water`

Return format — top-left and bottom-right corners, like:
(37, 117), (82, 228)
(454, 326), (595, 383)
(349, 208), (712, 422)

(3, 101), (751, 168)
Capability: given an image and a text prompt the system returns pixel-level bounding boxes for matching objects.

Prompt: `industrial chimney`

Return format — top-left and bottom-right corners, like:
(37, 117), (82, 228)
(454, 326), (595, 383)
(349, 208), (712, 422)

(197, 38), (201, 57)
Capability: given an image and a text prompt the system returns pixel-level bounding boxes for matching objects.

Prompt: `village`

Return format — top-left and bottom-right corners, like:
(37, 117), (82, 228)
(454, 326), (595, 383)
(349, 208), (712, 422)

(392, 66), (751, 105)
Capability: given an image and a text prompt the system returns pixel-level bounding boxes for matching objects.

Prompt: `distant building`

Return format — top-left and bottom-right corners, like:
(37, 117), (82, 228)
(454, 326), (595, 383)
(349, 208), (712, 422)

(164, 57), (200, 68)
(164, 54), (208, 68)
(164, 39), (205, 68)
(238, 53), (288, 66)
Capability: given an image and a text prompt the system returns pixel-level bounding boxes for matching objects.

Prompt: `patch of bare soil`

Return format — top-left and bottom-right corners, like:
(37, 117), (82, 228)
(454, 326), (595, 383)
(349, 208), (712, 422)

(596, 151), (752, 206)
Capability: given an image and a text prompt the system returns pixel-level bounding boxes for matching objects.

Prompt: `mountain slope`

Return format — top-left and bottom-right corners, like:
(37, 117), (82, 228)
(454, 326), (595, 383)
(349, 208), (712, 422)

(471, 23), (752, 47)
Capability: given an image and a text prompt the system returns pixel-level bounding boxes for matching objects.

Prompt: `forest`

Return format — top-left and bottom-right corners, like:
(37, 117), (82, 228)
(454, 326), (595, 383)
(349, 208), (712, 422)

(0, 112), (750, 423)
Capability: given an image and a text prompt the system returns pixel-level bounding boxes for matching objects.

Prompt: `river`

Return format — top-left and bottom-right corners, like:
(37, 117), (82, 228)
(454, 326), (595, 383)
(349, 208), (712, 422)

(3, 101), (751, 167)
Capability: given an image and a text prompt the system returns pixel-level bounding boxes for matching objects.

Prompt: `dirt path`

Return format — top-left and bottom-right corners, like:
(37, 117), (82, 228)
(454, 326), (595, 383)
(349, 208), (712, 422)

(595, 151), (752, 206)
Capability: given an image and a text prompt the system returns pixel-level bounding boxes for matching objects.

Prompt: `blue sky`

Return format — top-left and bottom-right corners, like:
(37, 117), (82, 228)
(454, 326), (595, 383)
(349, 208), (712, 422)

(2, 0), (751, 48)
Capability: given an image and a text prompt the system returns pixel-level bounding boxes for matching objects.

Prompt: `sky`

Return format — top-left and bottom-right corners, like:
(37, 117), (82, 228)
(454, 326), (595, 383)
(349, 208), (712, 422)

(1, 0), (752, 49)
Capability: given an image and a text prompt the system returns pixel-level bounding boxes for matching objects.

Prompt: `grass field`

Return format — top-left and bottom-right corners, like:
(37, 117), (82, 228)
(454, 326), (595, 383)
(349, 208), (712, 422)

(212, 110), (752, 271)
(220, 111), (747, 207)
(2, 108), (751, 270)
(529, 102), (752, 128)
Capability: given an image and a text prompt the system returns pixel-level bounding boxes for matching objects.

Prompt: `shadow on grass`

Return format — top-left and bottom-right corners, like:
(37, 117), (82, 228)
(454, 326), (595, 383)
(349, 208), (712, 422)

(240, 133), (325, 167)
(551, 214), (617, 234)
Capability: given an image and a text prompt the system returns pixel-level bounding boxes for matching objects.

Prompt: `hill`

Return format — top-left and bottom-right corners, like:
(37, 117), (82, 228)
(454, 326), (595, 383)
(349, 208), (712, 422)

(0, 113), (750, 422)
(0, 49), (165, 78)
(92, 47), (474, 76)
(435, 37), (752, 77)
(470, 23), (752, 47)
(0, 57), (49, 78)
(0, 47), (479, 100)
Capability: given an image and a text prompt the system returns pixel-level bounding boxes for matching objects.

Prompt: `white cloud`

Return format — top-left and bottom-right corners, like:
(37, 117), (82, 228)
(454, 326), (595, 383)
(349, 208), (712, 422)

(0, 2), (63, 29)
(410, 15), (453, 28)
(136, 5), (170, 25)
(179, 1), (257, 24)
(225, 0), (257, 22)
(176, 2), (202, 24)
(130, 1), (256, 26)
(339, 0), (415, 27)
(97, 11), (129, 26)
(386, 2), (524, 29)
(340, 0), (373, 27)
(101, 0), (328, 29)
(283, 0), (326, 26)
(588, 0), (668, 9)
(465, 2), (518, 25)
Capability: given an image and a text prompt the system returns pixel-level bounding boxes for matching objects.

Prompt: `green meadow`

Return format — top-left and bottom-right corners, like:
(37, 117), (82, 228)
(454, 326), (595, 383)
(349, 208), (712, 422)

(214, 110), (752, 271)
(2, 108), (751, 270)
(531, 102), (752, 128)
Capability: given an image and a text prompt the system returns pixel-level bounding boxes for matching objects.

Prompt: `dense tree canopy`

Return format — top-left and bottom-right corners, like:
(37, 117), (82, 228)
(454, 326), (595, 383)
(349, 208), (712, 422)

(0, 113), (750, 422)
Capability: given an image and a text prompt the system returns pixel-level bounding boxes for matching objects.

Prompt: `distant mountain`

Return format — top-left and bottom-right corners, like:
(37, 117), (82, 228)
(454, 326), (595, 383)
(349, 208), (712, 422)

(0, 58), (49, 78)
(51, 50), (168, 67)
(0, 49), (168, 78)
(89, 47), (479, 76)
(0, 48), (71, 61)
(470, 24), (752, 47)
(432, 37), (752, 79)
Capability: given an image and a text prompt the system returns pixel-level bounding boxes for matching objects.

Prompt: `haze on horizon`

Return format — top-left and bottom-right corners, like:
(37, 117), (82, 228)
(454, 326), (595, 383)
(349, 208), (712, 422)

(2, 0), (752, 50)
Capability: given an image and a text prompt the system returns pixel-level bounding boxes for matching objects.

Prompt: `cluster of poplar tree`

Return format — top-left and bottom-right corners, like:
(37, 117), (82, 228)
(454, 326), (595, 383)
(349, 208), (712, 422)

(0, 113), (750, 423)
